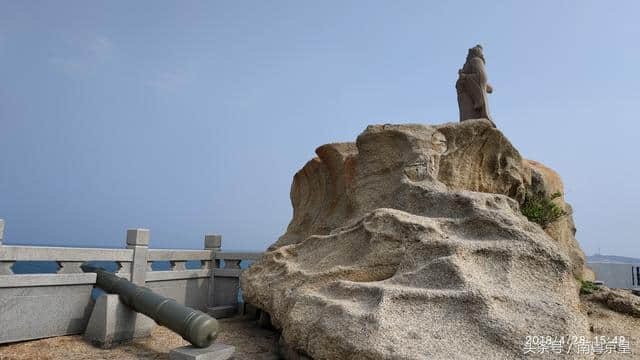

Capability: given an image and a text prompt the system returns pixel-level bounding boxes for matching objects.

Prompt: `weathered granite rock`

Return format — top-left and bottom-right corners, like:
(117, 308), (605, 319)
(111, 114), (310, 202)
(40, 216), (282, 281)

(585, 287), (640, 318)
(526, 159), (593, 281)
(270, 120), (590, 279)
(242, 119), (592, 359)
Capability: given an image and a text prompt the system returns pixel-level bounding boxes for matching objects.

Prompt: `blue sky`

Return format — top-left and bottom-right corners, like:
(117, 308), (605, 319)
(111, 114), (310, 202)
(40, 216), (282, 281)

(0, 1), (638, 256)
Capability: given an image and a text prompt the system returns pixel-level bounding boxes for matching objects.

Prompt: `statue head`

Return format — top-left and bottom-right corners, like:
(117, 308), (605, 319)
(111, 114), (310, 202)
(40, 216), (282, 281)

(467, 44), (485, 63)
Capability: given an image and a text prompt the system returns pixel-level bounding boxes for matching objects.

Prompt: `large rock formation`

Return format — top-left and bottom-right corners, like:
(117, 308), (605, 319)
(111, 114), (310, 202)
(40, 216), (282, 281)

(241, 119), (593, 359)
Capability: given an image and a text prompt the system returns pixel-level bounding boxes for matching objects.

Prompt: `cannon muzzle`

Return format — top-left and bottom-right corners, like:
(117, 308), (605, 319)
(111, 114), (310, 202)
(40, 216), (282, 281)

(82, 264), (220, 348)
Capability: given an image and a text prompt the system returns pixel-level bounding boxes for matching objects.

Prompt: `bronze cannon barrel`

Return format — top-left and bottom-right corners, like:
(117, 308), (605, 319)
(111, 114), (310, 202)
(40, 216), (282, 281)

(82, 264), (220, 348)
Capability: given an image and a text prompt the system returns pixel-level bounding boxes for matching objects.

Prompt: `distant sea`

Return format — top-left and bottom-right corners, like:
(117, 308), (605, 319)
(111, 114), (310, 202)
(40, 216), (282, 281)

(11, 259), (251, 274)
(12, 254), (636, 273)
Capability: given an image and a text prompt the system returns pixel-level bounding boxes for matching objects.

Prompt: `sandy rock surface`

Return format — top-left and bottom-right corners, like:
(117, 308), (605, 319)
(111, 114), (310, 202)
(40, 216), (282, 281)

(242, 119), (598, 359)
(580, 289), (640, 359)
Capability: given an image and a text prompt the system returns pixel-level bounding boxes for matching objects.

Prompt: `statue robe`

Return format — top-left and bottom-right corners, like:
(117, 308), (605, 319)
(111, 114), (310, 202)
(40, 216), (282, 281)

(456, 56), (493, 125)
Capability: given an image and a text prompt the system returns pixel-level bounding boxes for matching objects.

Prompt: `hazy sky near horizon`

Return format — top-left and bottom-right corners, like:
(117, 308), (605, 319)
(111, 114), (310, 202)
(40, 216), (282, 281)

(1, 1), (638, 256)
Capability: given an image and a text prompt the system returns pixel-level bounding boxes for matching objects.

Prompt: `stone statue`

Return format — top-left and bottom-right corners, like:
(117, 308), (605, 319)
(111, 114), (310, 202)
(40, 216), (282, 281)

(456, 44), (495, 126)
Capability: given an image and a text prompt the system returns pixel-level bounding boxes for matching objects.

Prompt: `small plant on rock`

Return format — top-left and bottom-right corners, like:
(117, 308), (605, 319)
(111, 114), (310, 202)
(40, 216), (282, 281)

(579, 280), (600, 295)
(519, 191), (567, 229)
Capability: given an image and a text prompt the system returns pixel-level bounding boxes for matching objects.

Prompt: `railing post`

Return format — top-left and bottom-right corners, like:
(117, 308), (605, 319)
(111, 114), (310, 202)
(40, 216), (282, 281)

(205, 233), (241, 318)
(205, 234), (221, 308)
(0, 219), (12, 275)
(126, 229), (149, 285)
(0, 219), (4, 246)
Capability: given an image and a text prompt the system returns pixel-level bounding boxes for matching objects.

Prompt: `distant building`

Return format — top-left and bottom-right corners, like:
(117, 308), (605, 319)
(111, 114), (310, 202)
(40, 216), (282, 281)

(588, 262), (640, 289)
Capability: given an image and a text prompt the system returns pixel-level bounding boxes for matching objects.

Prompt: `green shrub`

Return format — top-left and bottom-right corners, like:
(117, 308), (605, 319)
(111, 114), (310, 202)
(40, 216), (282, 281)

(579, 280), (600, 295)
(519, 191), (567, 229)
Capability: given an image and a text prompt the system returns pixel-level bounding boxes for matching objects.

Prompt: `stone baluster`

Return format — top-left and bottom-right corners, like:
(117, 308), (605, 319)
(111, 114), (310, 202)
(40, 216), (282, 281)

(126, 229), (149, 285)
(0, 219), (4, 246)
(170, 260), (187, 271)
(224, 259), (241, 269)
(115, 261), (132, 277)
(57, 261), (84, 274)
(0, 262), (13, 275)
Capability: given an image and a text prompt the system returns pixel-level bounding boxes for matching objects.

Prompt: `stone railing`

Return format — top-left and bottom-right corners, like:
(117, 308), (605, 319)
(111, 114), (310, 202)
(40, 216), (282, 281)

(0, 219), (263, 344)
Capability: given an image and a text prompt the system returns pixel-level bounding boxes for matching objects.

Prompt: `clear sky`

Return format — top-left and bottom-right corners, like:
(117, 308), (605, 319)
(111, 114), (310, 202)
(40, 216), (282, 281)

(0, 1), (638, 256)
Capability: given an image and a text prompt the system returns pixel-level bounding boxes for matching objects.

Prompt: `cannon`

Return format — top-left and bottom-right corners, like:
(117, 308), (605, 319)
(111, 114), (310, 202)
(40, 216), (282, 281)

(81, 264), (220, 348)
